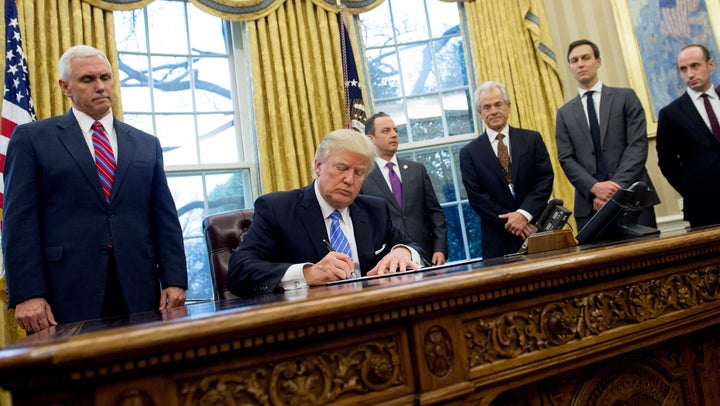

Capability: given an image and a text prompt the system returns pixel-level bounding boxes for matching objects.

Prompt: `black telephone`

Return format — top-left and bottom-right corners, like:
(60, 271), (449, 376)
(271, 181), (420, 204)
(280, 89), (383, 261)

(511, 199), (572, 256)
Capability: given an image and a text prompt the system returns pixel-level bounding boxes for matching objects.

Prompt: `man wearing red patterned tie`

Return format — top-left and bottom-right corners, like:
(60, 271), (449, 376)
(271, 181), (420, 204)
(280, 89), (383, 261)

(460, 81), (554, 259)
(2, 45), (187, 331)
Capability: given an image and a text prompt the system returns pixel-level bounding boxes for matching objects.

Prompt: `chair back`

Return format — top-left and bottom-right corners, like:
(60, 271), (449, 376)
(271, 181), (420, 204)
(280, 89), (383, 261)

(202, 208), (254, 300)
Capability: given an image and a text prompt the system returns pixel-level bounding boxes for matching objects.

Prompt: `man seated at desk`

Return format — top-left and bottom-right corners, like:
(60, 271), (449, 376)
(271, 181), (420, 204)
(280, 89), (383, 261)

(227, 129), (423, 297)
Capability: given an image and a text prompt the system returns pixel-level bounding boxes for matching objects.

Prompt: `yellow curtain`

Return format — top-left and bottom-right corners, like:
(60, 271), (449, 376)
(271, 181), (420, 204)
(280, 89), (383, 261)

(464, 0), (575, 217)
(248, 2), (363, 192)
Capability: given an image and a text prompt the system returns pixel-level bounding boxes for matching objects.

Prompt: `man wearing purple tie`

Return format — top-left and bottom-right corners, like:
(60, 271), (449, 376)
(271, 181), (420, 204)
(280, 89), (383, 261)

(361, 112), (448, 266)
(2, 45), (187, 332)
(657, 43), (720, 227)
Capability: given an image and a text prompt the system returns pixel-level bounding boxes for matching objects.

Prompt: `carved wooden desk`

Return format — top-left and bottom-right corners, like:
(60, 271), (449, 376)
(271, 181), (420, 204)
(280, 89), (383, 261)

(1, 228), (720, 405)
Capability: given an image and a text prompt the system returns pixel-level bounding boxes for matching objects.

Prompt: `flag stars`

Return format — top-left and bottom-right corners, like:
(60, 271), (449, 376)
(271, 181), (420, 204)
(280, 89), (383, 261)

(8, 18), (19, 29)
(345, 79), (359, 88)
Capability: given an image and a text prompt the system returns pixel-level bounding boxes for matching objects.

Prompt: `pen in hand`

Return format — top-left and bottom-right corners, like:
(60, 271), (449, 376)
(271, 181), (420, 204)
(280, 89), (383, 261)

(322, 239), (354, 279)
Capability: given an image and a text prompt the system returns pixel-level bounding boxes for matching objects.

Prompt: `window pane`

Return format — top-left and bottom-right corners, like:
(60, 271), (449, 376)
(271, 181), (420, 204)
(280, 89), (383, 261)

(426, 1), (461, 38)
(117, 54), (152, 111)
(367, 48), (401, 99)
(114, 9), (147, 53)
(361, 2), (394, 48)
(147, 1), (189, 54)
(193, 57), (233, 112)
(389, 0), (430, 44)
(399, 43), (437, 95)
(198, 113), (238, 164)
(151, 55), (194, 113)
(188, 6), (228, 54)
(156, 114), (197, 165)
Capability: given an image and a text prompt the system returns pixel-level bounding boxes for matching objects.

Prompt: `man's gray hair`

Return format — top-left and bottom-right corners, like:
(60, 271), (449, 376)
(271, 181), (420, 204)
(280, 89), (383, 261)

(474, 81), (511, 108)
(59, 45), (111, 80)
(314, 129), (375, 176)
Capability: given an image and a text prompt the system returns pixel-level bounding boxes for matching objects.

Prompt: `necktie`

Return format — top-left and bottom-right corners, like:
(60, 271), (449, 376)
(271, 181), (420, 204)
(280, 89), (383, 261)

(586, 91), (608, 181)
(496, 134), (512, 184)
(701, 93), (720, 143)
(386, 162), (403, 207)
(329, 210), (352, 258)
(92, 121), (116, 202)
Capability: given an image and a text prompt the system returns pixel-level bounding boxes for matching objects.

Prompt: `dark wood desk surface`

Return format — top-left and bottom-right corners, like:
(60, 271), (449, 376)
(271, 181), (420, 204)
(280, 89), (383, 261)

(2, 227), (720, 405)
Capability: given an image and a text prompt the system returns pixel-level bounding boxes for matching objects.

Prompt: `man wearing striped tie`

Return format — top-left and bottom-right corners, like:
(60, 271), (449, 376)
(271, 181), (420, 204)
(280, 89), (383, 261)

(227, 129), (423, 297)
(2, 45), (187, 332)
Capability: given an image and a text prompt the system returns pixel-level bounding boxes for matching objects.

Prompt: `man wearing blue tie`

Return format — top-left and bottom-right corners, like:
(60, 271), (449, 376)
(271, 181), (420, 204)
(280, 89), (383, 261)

(2, 45), (187, 332)
(227, 129), (422, 297)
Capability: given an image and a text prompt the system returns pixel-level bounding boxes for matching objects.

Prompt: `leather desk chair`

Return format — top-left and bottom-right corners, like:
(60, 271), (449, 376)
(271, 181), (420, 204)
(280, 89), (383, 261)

(202, 208), (254, 301)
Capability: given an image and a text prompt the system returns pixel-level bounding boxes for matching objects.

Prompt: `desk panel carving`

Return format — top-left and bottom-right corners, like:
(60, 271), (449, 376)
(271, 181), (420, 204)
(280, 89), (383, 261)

(465, 263), (720, 368)
(2, 228), (720, 405)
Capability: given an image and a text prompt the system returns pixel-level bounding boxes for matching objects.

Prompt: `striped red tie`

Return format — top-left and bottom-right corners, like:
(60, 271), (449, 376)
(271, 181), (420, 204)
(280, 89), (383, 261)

(92, 121), (116, 202)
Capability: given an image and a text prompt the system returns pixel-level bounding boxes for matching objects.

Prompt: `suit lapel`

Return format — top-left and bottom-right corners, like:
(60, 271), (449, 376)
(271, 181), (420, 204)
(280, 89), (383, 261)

(508, 127), (525, 185)
(55, 111), (107, 203)
(679, 91), (719, 143)
(368, 162), (399, 209)
(397, 159), (415, 209)
(599, 86), (614, 144)
(570, 96), (592, 144)
(479, 132), (509, 186)
(110, 121), (136, 204)
(299, 184), (334, 259)
(349, 202), (372, 267)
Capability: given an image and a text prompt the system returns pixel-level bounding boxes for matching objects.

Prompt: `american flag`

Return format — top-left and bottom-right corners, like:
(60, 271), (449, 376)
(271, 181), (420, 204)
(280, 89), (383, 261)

(338, 8), (366, 134)
(659, 0), (698, 40)
(1, 0), (36, 219)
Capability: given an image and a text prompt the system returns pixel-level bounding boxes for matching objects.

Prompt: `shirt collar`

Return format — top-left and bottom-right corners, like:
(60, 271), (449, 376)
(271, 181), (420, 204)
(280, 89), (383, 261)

(578, 81), (603, 98)
(687, 85), (719, 102)
(486, 124), (509, 141)
(72, 107), (114, 134)
(313, 180), (350, 221)
(375, 156), (399, 169)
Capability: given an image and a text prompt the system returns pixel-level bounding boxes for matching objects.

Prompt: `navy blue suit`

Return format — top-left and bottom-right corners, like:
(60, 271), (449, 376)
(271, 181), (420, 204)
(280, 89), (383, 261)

(227, 183), (418, 297)
(2, 111), (187, 324)
(460, 127), (554, 259)
(657, 86), (720, 227)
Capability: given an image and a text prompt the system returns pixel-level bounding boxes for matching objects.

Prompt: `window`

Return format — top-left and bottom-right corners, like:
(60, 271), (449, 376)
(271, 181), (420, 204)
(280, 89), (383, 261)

(114, 0), (256, 300)
(359, 0), (482, 261)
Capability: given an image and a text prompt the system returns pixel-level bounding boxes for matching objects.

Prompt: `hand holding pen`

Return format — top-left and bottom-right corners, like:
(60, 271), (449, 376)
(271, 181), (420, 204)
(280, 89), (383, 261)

(300, 240), (355, 285)
(322, 239), (356, 280)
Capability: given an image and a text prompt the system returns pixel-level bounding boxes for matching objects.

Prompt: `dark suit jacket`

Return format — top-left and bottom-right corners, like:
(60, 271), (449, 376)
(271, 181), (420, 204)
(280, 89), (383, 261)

(555, 86), (659, 220)
(2, 111), (187, 324)
(360, 159), (447, 263)
(226, 183), (418, 296)
(657, 86), (720, 227)
(459, 127), (554, 259)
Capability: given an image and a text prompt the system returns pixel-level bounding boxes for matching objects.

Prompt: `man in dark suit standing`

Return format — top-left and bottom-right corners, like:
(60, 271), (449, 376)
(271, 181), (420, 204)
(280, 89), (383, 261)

(460, 81), (554, 259)
(556, 39), (658, 231)
(657, 44), (720, 228)
(227, 129), (423, 297)
(361, 112), (447, 266)
(2, 45), (187, 332)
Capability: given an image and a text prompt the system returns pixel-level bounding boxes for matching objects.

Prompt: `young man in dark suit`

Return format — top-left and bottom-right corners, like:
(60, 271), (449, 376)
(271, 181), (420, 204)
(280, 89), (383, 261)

(460, 81), (554, 259)
(227, 129), (423, 297)
(361, 112), (448, 266)
(555, 39), (658, 231)
(3, 45), (187, 332)
(657, 44), (720, 228)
